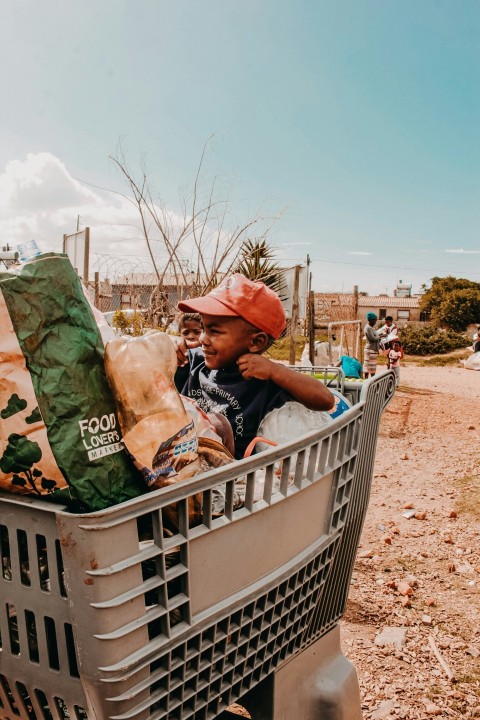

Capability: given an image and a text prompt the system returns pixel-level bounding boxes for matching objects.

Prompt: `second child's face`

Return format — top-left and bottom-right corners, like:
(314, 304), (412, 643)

(199, 314), (257, 370)
(180, 320), (202, 348)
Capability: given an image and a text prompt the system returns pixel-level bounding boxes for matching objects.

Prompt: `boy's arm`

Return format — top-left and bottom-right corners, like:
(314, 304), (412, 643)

(237, 355), (335, 411)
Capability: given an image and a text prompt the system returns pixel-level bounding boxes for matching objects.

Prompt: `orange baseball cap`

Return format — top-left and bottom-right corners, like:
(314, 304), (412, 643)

(178, 274), (286, 339)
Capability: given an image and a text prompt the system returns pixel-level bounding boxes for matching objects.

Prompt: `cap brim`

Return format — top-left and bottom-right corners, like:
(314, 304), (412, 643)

(177, 296), (239, 317)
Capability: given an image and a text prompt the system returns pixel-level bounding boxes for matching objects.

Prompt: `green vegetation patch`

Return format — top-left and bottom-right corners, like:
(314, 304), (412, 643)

(400, 325), (468, 356)
(454, 475), (480, 519)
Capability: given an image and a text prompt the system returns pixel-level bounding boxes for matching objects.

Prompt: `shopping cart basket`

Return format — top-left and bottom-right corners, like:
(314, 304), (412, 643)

(0, 371), (395, 720)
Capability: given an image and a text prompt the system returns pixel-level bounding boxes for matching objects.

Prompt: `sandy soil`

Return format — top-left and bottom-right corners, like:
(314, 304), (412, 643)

(342, 366), (480, 719)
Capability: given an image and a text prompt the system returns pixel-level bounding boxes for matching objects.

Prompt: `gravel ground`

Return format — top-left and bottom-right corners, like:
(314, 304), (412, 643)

(228, 365), (480, 719)
(342, 365), (480, 719)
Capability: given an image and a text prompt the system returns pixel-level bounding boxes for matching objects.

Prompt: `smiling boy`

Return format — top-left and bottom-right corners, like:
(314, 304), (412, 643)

(174, 274), (335, 459)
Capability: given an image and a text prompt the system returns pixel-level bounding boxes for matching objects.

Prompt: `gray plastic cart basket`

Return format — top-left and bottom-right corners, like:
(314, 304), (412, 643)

(0, 372), (395, 720)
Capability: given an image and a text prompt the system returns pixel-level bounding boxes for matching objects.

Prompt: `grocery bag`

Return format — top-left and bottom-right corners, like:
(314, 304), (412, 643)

(0, 253), (144, 510)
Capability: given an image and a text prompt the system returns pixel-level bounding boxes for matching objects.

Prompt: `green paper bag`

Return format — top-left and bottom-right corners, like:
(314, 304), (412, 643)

(0, 253), (144, 511)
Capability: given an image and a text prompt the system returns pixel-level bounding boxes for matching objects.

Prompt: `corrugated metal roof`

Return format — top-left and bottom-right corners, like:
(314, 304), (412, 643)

(358, 296), (420, 308)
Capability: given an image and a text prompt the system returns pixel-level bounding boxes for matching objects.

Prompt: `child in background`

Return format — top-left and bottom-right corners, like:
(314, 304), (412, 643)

(173, 274), (335, 459)
(335, 355), (363, 379)
(174, 313), (203, 391)
(179, 312), (202, 349)
(387, 339), (403, 387)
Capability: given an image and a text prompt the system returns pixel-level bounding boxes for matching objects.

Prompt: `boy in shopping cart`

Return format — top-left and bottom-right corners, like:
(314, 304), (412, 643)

(173, 274), (335, 459)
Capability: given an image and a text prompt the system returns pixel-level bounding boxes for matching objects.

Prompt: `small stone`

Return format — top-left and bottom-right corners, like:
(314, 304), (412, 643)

(446, 690), (463, 699)
(467, 425), (475, 430)
(425, 597), (436, 607)
(371, 698), (396, 718)
(466, 645), (480, 657)
(398, 581), (414, 596)
(447, 562), (456, 573)
(448, 510), (457, 518)
(402, 509), (416, 519)
(401, 596), (411, 607)
(401, 453), (409, 460)
(404, 502), (414, 509)
(374, 626), (407, 650)
(424, 701), (442, 715)
(358, 548), (374, 558)
(444, 535), (454, 544)
(383, 536), (392, 545)
(414, 511), (427, 520)
(421, 614), (433, 625)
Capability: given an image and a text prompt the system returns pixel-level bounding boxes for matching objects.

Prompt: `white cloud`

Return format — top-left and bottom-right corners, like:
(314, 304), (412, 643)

(445, 248), (480, 254)
(0, 152), (186, 273)
(348, 251), (372, 256)
(0, 152), (277, 280)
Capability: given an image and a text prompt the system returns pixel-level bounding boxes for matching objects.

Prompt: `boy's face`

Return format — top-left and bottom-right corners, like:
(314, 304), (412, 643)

(180, 319), (202, 348)
(199, 314), (260, 370)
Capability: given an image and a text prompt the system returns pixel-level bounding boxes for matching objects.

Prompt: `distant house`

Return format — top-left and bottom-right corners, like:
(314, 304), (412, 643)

(357, 295), (425, 327)
(314, 283), (427, 329)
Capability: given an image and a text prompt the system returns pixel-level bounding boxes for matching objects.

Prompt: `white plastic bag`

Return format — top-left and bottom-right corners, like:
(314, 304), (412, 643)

(462, 351), (480, 371)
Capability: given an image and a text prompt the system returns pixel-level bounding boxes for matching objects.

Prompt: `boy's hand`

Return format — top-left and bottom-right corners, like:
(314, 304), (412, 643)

(170, 336), (189, 366)
(237, 354), (274, 380)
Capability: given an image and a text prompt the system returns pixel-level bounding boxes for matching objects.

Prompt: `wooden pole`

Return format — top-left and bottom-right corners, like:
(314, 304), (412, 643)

(94, 272), (100, 309)
(289, 265), (300, 366)
(308, 287), (315, 365)
(84, 227), (90, 285)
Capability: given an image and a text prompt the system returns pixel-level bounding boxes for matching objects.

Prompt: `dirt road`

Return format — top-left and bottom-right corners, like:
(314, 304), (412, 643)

(343, 366), (480, 718)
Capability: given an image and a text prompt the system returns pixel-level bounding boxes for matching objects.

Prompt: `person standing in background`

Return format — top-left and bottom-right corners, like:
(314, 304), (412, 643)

(363, 312), (382, 379)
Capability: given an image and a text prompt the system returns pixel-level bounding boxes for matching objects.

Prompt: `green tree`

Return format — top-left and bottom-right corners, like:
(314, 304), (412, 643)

(420, 276), (480, 330)
(432, 288), (480, 332)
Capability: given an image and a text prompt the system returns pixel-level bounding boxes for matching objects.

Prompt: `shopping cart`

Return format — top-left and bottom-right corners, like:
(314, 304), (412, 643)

(0, 371), (395, 720)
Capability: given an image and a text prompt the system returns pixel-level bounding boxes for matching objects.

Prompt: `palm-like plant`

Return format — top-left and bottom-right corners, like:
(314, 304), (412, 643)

(234, 238), (286, 297)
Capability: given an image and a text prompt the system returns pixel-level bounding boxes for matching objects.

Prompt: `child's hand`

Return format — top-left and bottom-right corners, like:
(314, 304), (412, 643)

(237, 354), (274, 380)
(170, 336), (189, 366)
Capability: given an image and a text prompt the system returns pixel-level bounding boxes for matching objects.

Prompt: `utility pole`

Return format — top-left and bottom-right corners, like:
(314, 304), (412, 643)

(307, 254), (315, 365)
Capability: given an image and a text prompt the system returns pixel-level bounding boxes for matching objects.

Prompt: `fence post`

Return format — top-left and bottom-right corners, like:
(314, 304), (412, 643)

(94, 272), (100, 308)
(289, 265), (300, 366)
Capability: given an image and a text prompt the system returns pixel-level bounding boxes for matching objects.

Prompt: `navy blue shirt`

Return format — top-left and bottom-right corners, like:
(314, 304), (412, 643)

(176, 349), (293, 459)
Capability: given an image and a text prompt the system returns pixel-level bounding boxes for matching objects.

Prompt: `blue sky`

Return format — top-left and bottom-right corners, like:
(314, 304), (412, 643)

(0, 0), (478, 294)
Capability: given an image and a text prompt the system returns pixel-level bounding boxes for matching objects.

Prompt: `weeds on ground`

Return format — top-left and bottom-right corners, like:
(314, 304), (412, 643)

(454, 475), (480, 518)
(416, 353), (470, 367)
(268, 337), (305, 362)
